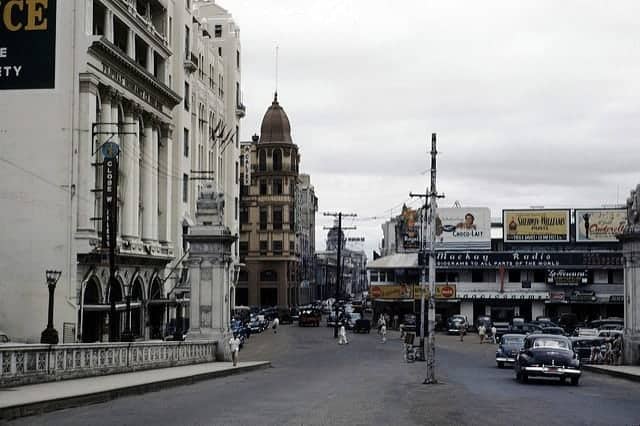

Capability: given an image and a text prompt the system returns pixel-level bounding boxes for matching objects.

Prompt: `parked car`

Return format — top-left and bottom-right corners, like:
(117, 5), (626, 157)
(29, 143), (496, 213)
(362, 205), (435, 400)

(577, 328), (599, 337)
(514, 334), (581, 385)
(541, 327), (566, 336)
(277, 307), (293, 324)
(353, 319), (372, 333)
(493, 322), (511, 338)
(299, 309), (321, 327)
(570, 336), (607, 362)
(447, 315), (468, 334)
(346, 313), (362, 330)
(496, 334), (526, 368)
(510, 322), (543, 335)
(598, 329), (623, 339)
(475, 315), (493, 331)
(589, 318), (624, 330)
(558, 313), (578, 334)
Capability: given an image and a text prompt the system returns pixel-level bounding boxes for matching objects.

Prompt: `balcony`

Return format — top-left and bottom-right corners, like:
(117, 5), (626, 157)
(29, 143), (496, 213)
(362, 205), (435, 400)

(184, 52), (198, 73)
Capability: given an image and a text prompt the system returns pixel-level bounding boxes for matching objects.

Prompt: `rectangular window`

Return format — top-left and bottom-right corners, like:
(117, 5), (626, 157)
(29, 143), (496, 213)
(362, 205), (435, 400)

(273, 208), (283, 230)
(273, 241), (282, 255)
(240, 184), (249, 196)
(214, 24), (222, 38)
(289, 241), (295, 253)
(259, 240), (268, 255)
(273, 179), (283, 195)
(259, 208), (268, 230)
(234, 197), (238, 220)
(184, 82), (190, 110)
(240, 207), (248, 224)
(183, 128), (189, 157)
(471, 270), (483, 283)
(239, 241), (248, 257)
(184, 26), (190, 60)
(289, 207), (295, 230)
(533, 270), (546, 283)
(259, 179), (267, 195)
(235, 161), (239, 184)
(236, 50), (240, 69)
(183, 174), (188, 203)
(508, 270), (521, 283)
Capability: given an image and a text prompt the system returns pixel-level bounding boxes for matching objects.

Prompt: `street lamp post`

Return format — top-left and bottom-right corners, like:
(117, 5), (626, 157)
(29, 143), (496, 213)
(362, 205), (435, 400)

(41, 270), (62, 344)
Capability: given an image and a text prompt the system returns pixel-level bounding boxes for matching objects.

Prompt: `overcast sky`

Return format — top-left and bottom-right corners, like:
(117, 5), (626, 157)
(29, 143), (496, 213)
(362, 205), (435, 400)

(217, 0), (640, 258)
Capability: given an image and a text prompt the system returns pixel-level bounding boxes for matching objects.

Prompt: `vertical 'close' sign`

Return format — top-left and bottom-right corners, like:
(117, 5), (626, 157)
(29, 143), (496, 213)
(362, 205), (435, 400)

(0, 0), (57, 90)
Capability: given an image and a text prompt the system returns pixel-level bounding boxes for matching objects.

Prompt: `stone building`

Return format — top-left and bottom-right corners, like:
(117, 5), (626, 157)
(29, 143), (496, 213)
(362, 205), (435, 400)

(296, 174), (318, 304)
(0, 0), (243, 343)
(238, 94), (302, 307)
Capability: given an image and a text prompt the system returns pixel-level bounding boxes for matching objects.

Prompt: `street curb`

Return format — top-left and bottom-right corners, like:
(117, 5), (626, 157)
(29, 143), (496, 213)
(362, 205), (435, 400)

(583, 365), (640, 383)
(0, 362), (271, 421)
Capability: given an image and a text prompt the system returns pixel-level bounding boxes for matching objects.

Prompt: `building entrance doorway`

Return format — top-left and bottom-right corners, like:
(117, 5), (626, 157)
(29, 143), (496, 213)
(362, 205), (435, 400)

(82, 278), (103, 343)
(148, 279), (164, 339)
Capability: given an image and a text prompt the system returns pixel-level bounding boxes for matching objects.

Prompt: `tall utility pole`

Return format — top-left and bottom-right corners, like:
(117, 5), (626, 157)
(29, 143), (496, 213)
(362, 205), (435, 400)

(323, 212), (356, 338)
(409, 191), (427, 362)
(425, 132), (443, 384)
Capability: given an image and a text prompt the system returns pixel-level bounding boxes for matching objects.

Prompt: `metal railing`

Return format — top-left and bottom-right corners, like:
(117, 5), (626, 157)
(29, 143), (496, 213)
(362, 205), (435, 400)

(0, 340), (216, 387)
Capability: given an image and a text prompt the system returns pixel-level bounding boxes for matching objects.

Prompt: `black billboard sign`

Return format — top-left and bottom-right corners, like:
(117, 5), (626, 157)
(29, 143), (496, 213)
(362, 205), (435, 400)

(0, 0), (57, 90)
(546, 270), (588, 286)
(434, 251), (622, 269)
(101, 156), (119, 250)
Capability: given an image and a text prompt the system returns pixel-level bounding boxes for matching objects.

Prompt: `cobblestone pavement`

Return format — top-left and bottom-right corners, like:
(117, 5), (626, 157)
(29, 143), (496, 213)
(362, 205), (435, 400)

(8, 324), (640, 426)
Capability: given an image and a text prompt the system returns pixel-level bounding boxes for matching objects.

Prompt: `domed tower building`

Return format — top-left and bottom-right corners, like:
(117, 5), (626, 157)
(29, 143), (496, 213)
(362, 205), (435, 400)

(238, 94), (301, 307)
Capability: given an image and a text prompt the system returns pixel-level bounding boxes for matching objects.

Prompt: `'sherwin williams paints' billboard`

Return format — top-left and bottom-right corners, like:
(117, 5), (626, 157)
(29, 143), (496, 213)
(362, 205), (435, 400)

(0, 0), (57, 90)
(503, 209), (570, 243)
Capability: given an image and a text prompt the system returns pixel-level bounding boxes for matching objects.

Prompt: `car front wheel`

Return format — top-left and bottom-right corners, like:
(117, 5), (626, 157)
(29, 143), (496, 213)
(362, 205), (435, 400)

(497, 362), (504, 368)
(571, 376), (580, 386)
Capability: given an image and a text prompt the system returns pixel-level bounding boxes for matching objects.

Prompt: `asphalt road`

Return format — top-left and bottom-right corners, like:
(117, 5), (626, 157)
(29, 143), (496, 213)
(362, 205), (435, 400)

(7, 323), (640, 426)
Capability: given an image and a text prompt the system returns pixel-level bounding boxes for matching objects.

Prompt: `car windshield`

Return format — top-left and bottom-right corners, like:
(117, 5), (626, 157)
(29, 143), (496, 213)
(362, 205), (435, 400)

(533, 338), (569, 349)
(503, 337), (524, 345)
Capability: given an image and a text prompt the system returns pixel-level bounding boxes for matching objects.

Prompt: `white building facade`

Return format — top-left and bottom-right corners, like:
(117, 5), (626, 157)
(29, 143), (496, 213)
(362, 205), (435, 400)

(0, 0), (242, 343)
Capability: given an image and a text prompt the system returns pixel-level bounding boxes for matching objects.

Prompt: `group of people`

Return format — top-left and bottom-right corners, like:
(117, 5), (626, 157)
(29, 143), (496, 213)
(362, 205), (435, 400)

(590, 335), (623, 365)
(477, 324), (498, 344)
(228, 317), (280, 367)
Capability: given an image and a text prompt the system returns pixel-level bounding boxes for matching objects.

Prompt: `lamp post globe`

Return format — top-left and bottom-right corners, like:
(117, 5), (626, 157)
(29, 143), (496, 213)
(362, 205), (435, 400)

(41, 270), (62, 344)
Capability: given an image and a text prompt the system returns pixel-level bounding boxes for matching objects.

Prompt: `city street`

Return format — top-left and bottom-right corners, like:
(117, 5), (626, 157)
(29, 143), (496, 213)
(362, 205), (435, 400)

(7, 324), (640, 426)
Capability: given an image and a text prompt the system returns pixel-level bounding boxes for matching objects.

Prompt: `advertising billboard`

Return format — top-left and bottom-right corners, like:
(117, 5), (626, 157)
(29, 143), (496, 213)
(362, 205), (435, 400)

(503, 209), (570, 243)
(575, 209), (626, 242)
(0, 0), (57, 90)
(370, 284), (413, 300)
(399, 205), (420, 250)
(413, 284), (457, 299)
(435, 207), (491, 250)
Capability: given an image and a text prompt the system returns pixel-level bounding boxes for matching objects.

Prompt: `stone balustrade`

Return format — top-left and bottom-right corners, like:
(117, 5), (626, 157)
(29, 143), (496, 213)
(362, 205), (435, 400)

(0, 340), (217, 387)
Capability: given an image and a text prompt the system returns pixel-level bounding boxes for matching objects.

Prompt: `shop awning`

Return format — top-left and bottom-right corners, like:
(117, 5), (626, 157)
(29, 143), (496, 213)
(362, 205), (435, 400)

(367, 253), (418, 269)
(83, 302), (142, 312)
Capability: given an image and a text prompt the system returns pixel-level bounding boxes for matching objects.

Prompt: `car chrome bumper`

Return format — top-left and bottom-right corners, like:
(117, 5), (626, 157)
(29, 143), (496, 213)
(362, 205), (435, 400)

(522, 366), (581, 376)
(496, 357), (516, 363)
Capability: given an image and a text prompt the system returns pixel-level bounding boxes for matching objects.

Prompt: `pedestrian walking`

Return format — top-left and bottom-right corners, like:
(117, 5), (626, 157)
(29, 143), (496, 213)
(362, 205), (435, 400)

(459, 323), (465, 342)
(229, 335), (241, 367)
(478, 324), (486, 344)
(490, 325), (497, 344)
(338, 323), (348, 345)
(380, 324), (387, 343)
(272, 317), (279, 334)
(377, 315), (386, 334)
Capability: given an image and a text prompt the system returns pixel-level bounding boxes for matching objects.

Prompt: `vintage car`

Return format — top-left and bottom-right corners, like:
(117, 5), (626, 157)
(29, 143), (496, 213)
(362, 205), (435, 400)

(570, 336), (607, 362)
(299, 309), (321, 327)
(447, 315), (468, 334)
(492, 322), (511, 338)
(496, 334), (525, 368)
(514, 334), (581, 385)
(540, 326), (566, 336)
(353, 319), (372, 334)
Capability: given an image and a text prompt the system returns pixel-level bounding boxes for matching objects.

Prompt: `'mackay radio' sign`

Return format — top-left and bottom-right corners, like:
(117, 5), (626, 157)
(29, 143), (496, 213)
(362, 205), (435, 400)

(0, 0), (56, 90)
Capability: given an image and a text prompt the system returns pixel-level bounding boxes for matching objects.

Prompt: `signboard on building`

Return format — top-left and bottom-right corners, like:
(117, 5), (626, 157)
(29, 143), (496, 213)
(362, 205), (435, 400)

(575, 208), (626, 242)
(435, 251), (622, 268)
(503, 209), (570, 242)
(243, 145), (251, 186)
(434, 207), (491, 250)
(549, 291), (566, 302)
(546, 269), (588, 286)
(399, 205), (420, 249)
(413, 284), (457, 299)
(0, 0), (57, 89)
(101, 151), (119, 249)
(370, 284), (413, 300)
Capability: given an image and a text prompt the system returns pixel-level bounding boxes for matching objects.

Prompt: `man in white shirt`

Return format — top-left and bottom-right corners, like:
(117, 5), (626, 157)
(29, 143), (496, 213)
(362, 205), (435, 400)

(229, 336), (241, 366)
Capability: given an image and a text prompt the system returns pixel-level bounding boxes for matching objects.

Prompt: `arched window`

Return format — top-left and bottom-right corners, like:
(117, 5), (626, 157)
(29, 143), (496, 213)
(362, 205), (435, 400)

(273, 148), (282, 171)
(259, 149), (266, 171)
(260, 270), (278, 282)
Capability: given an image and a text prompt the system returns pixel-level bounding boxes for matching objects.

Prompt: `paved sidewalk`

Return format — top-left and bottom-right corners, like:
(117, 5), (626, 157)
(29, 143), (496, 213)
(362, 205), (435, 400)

(0, 361), (270, 421)
(583, 364), (640, 382)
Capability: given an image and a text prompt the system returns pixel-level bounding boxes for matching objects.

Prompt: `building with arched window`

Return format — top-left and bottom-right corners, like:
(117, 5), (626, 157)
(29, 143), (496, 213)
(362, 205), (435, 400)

(238, 94), (316, 307)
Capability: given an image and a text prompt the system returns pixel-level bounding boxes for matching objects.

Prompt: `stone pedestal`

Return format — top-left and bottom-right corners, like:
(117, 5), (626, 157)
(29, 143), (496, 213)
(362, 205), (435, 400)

(620, 185), (640, 365)
(185, 185), (237, 361)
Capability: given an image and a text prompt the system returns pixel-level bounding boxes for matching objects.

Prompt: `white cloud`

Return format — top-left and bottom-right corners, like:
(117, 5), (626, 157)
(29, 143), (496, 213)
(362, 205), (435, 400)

(219, 0), (640, 257)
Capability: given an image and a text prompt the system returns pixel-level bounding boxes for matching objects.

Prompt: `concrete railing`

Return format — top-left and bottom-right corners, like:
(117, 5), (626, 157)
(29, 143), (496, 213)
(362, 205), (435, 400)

(0, 340), (217, 387)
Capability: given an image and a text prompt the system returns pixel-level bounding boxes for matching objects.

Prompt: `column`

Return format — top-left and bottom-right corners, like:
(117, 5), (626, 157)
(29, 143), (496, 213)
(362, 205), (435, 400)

(147, 46), (154, 75)
(141, 119), (154, 242)
(77, 74), (100, 233)
(127, 29), (135, 59)
(151, 127), (159, 242)
(159, 124), (173, 244)
(105, 10), (114, 43)
(132, 111), (141, 238)
(121, 104), (136, 238)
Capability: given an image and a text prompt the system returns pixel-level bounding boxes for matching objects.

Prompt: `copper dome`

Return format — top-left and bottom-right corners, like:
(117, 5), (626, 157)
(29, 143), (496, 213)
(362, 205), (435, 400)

(259, 93), (292, 143)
